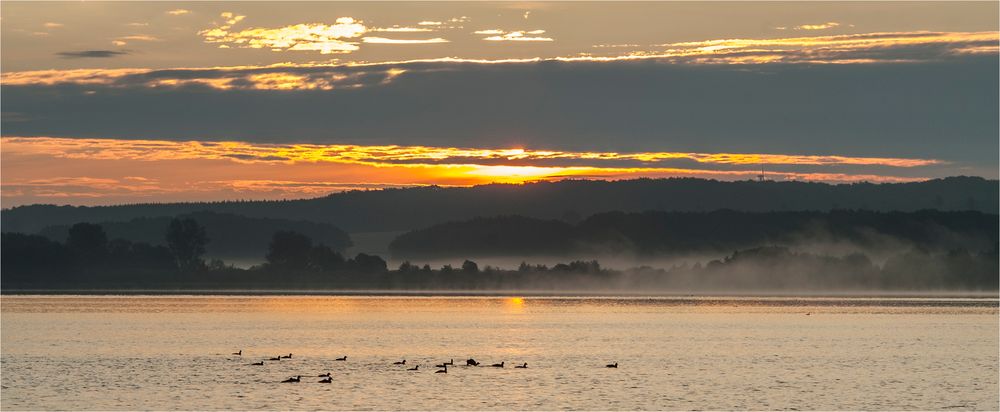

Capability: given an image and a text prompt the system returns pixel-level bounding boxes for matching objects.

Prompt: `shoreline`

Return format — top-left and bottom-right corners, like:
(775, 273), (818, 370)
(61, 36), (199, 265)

(2, 288), (997, 300)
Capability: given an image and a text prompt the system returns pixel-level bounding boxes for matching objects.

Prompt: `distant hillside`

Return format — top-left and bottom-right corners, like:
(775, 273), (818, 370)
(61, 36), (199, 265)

(3, 177), (997, 234)
(36, 211), (352, 260)
(389, 210), (999, 259)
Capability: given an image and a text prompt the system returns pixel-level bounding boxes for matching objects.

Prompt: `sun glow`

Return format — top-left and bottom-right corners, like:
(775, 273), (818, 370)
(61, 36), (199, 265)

(1, 137), (943, 206)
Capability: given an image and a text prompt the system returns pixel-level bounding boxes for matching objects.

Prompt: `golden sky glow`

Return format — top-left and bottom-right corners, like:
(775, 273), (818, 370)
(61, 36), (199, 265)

(0, 137), (941, 168)
(1, 137), (942, 206)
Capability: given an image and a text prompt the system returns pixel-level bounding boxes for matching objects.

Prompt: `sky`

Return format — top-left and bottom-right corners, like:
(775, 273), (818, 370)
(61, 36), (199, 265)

(1, 1), (998, 206)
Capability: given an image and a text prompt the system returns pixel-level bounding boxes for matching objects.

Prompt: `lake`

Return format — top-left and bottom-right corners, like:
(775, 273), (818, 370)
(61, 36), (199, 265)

(1, 295), (997, 410)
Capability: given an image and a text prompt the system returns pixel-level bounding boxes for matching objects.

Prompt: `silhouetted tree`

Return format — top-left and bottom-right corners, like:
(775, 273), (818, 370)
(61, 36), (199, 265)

(349, 253), (387, 274)
(66, 222), (108, 264)
(462, 260), (479, 273)
(166, 218), (208, 271)
(266, 231), (313, 270)
(308, 244), (345, 271)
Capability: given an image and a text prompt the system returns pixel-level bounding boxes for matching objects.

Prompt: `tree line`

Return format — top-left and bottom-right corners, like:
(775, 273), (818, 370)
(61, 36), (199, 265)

(35, 211), (352, 261)
(389, 209), (999, 259)
(3, 176), (996, 234)
(2, 218), (996, 291)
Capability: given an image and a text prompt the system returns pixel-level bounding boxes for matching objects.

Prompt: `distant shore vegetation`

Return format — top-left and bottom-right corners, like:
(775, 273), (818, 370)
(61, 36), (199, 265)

(3, 213), (996, 292)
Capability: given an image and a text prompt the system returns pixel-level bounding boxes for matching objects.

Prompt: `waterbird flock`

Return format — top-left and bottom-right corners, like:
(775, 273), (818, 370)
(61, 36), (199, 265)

(230, 349), (616, 383)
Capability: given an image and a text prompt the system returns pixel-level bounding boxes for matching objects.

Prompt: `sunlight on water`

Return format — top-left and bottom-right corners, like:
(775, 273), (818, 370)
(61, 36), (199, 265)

(2, 296), (997, 410)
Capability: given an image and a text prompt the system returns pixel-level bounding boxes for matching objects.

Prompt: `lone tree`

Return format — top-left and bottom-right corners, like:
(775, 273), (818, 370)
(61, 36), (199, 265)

(166, 218), (209, 271)
(461, 259), (479, 274)
(266, 231), (313, 271)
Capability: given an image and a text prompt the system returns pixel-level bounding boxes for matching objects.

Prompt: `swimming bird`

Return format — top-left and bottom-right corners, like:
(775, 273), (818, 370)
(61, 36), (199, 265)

(434, 362), (448, 368)
(436, 365), (447, 374)
(250, 361), (264, 366)
(319, 377), (332, 383)
(281, 376), (301, 383)
(491, 361), (504, 368)
(466, 358), (479, 366)
(393, 359), (406, 365)
(515, 363), (528, 368)
(280, 353), (292, 359)
(407, 365), (419, 371)
(444, 359), (454, 366)
(606, 362), (618, 368)
(232, 350), (242, 356)
(269, 356), (282, 361)
(335, 356), (347, 361)
(318, 372), (331, 377)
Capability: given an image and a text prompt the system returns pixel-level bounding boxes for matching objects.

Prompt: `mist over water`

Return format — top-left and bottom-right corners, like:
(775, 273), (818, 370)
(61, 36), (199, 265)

(2, 295), (997, 410)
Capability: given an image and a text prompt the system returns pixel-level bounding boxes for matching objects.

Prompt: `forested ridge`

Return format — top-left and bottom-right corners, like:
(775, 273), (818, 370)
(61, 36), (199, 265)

(390, 210), (999, 259)
(4, 177), (996, 233)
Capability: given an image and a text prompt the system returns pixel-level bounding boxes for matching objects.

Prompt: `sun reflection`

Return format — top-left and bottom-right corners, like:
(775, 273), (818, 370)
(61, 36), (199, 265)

(504, 297), (526, 314)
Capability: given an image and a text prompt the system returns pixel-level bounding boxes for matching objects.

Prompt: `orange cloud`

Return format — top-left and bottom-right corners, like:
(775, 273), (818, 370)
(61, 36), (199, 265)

(0, 137), (942, 169)
(199, 16), (367, 54)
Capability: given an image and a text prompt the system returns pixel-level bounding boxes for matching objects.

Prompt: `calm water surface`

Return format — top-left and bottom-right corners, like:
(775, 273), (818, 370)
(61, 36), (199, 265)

(2, 295), (997, 410)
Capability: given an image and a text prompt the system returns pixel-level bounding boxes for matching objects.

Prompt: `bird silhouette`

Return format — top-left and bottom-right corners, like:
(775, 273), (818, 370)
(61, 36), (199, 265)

(393, 359), (406, 365)
(515, 363), (528, 368)
(281, 376), (301, 383)
(435, 365), (448, 374)
(407, 365), (419, 371)
(491, 361), (504, 368)
(335, 356), (347, 361)
(606, 362), (618, 368)
(232, 350), (242, 356)
(249, 361), (264, 366)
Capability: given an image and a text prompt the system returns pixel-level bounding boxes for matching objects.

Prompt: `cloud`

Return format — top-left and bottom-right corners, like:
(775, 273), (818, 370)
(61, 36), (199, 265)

(166, 9), (190, 16)
(373, 26), (434, 33)
(115, 35), (161, 42)
(126, 22), (149, 27)
(362, 37), (449, 44)
(652, 31), (999, 64)
(417, 21), (443, 26)
(9, 31), (996, 89)
(3, 32), (996, 171)
(43, 22), (63, 28)
(0, 137), (941, 169)
(55, 50), (130, 59)
(523, 11), (531, 19)
(795, 22), (841, 30)
(111, 40), (127, 47)
(199, 16), (366, 54)
(220, 11), (245, 27)
(481, 30), (553, 42)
